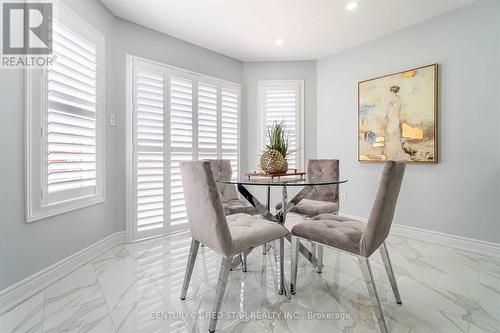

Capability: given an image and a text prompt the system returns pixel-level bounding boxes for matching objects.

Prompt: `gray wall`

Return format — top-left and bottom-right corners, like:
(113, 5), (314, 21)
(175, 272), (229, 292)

(316, 0), (500, 243)
(242, 61), (317, 172)
(0, 0), (242, 290)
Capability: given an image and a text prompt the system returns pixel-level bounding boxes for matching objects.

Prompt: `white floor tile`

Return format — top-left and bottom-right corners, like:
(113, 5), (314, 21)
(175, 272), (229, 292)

(41, 297), (114, 333)
(43, 264), (103, 318)
(0, 292), (44, 333)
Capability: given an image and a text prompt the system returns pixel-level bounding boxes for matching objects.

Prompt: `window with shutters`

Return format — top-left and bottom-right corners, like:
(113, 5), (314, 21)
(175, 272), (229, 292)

(127, 56), (240, 240)
(258, 80), (304, 170)
(26, 3), (105, 222)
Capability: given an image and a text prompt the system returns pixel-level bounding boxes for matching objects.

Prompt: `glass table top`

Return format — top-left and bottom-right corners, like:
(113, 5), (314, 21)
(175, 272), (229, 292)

(216, 175), (348, 187)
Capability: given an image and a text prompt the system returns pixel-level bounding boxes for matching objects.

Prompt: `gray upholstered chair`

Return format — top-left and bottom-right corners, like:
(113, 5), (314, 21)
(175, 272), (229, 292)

(276, 159), (339, 217)
(208, 159), (257, 216)
(290, 161), (406, 333)
(179, 161), (289, 332)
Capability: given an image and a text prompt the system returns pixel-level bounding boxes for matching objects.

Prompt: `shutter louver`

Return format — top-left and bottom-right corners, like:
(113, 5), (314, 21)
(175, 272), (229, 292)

(170, 76), (193, 226)
(136, 67), (165, 232)
(263, 87), (298, 169)
(221, 88), (239, 176)
(46, 21), (98, 196)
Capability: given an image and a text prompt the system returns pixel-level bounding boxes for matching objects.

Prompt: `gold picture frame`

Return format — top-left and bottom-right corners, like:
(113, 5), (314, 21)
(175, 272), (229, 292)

(358, 64), (438, 163)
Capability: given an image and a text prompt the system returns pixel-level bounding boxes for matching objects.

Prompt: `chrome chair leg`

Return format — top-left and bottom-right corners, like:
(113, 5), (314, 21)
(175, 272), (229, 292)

(209, 255), (233, 333)
(279, 237), (285, 294)
(180, 239), (200, 300)
(317, 245), (324, 273)
(290, 236), (299, 295)
(262, 243), (267, 255)
(278, 237), (291, 299)
(242, 252), (248, 272)
(380, 242), (402, 304)
(358, 258), (388, 333)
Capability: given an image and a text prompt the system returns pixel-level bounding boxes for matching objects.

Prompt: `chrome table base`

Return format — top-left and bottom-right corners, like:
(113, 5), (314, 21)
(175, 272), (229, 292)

(236, 183), (319, 265)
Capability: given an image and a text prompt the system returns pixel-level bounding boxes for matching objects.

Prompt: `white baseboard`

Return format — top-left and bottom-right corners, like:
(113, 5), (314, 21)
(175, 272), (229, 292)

(341, 213), (500, 258)
(0, 231), (126, 316)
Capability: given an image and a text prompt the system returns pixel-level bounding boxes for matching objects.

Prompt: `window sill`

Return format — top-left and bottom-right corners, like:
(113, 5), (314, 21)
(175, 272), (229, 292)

(26, 195), (105, 223)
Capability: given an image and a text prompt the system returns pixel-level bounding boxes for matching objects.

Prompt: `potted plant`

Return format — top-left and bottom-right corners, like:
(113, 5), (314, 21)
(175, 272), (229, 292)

(260, 121), (290, 174)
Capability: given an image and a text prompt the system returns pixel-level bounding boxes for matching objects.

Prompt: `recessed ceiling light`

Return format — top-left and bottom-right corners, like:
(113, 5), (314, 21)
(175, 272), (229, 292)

(275, 38), (284, 46)
(345, 1), (358, 10)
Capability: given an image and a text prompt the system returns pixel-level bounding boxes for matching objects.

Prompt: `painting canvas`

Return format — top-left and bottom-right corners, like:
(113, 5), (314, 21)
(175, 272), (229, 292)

(358, 64), (438, 163)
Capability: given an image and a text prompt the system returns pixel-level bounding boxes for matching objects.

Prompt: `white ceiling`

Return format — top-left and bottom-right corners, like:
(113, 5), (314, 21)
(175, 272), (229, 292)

(100, 0), (475, 62)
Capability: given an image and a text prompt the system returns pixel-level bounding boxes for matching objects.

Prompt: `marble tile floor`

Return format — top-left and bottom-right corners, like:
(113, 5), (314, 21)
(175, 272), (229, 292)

(1, 222), (499, 333)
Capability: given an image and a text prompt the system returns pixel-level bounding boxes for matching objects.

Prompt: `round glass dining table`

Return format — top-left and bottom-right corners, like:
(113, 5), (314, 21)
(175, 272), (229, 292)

(216, 175), (348, 224)
(217, 175), (347, 186)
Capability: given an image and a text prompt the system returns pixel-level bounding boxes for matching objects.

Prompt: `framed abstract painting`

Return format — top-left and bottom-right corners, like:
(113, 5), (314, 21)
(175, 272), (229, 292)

(358, 64), (438, 163)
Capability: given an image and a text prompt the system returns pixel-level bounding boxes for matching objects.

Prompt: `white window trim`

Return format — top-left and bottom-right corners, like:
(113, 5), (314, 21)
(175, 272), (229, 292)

(257, 79), (305, 170)
(125, 55), (241, 241)
(25, 1), (106, 222)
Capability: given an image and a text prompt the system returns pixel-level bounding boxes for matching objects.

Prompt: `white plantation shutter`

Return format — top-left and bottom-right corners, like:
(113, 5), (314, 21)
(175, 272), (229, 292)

(197, 82), (218, 160)
(221, 87), (240, 176)
(170, 75), (193, 226)
(134, 64), (165, 233)
(45, 21), (98, 202)
(26, 3), (105, 222)
(128, 58), (240, 240)
(260, 81), (303, 170)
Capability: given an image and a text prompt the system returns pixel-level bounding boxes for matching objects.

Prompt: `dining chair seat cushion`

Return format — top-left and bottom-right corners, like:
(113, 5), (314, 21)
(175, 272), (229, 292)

(226, 213), (289, 255)
(276, 198), (338, 217)
(291, 215), (366, 256)
(223, 199), (258, 216)
(226, 212), (253, 223)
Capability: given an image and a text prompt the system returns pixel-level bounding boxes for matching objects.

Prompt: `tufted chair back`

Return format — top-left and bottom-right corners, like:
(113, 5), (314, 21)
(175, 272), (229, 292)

(207, 159), (239, 203)
(180, 161), (233, 256)
(360, 160), (406, 257)
(306, 159), (339, 203)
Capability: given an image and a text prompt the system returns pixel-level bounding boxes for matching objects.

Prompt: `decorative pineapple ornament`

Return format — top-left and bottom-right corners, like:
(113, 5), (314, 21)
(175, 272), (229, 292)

(260, 149), (286, 174)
